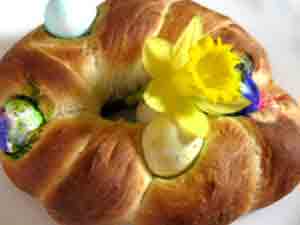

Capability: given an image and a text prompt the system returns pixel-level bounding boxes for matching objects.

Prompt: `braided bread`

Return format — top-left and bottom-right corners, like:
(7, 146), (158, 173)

(1, 1), (300, 225)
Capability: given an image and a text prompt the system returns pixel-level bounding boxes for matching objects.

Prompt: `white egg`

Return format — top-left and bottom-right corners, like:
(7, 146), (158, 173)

(142, 116), (204, 177)
(136, 102), (158, 123)
(44, 0), (97, 38)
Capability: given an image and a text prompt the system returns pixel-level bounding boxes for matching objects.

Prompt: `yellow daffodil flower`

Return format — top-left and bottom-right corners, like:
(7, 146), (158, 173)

(142, 15), (250, 137)
(143, 16), (208, 138)
(188, 36), (251, 114)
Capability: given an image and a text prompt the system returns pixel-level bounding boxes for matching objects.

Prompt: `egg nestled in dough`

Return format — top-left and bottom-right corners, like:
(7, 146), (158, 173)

(142, 115), (204, 177)
(44, 0), (97, 38)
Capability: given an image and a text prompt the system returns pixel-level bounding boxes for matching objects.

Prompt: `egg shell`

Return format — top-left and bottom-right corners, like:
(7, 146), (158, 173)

(44, 0), (97, 38)
(142, 116), (203, 177)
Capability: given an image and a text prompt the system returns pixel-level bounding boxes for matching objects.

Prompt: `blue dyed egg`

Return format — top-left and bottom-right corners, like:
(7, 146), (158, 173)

(44, 0), (97, 38)
(0, 99), (45, 154)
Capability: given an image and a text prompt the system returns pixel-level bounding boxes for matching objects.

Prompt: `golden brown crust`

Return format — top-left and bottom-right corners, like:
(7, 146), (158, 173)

(44, 124), (151, 225)
(15, 27), (94, 78)
(0, 61), (27, 106)
(159, 0), (232, 43)
(245, 101), (300, 209)
(97, 0), (169, 65)
(0, 117), (99, 197)
(237, 80), (300, 210)
(2, 44), (98, 116)
(27, 28), (99, 89)
(238, 118), (272, 209)
(135, 118), (259, 225)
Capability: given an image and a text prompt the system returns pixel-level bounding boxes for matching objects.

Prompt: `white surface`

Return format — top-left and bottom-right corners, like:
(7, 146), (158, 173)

(0, 0), (300, 225)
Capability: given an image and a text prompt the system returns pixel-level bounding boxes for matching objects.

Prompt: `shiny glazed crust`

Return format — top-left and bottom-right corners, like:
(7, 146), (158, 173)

(0, 1), (300, 225)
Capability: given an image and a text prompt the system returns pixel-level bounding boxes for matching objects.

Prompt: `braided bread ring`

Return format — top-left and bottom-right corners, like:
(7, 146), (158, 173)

(1, 1), (300, 225)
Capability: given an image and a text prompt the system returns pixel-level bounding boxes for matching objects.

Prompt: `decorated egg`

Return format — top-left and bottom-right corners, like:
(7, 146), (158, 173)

(44, 0), (97, 38)
(142, 116), (204, 177)
(0, 99), (45, 154)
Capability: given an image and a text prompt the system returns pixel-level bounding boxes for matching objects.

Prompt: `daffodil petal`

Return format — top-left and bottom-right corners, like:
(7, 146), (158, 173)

(172, 16), (203, 70)
(193, 96), (251, 115)
(143, 38), (172, 78)
(173, 103), (209, 138)
(144, 76), (209, 138)
(144, 85), (165, 113)
(171, 73), (196, 97)
(144, 78), (174, 113)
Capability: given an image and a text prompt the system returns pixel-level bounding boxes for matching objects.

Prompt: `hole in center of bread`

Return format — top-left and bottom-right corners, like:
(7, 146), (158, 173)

(100, 87), (145, 122)
(100, 98), (138, 122)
